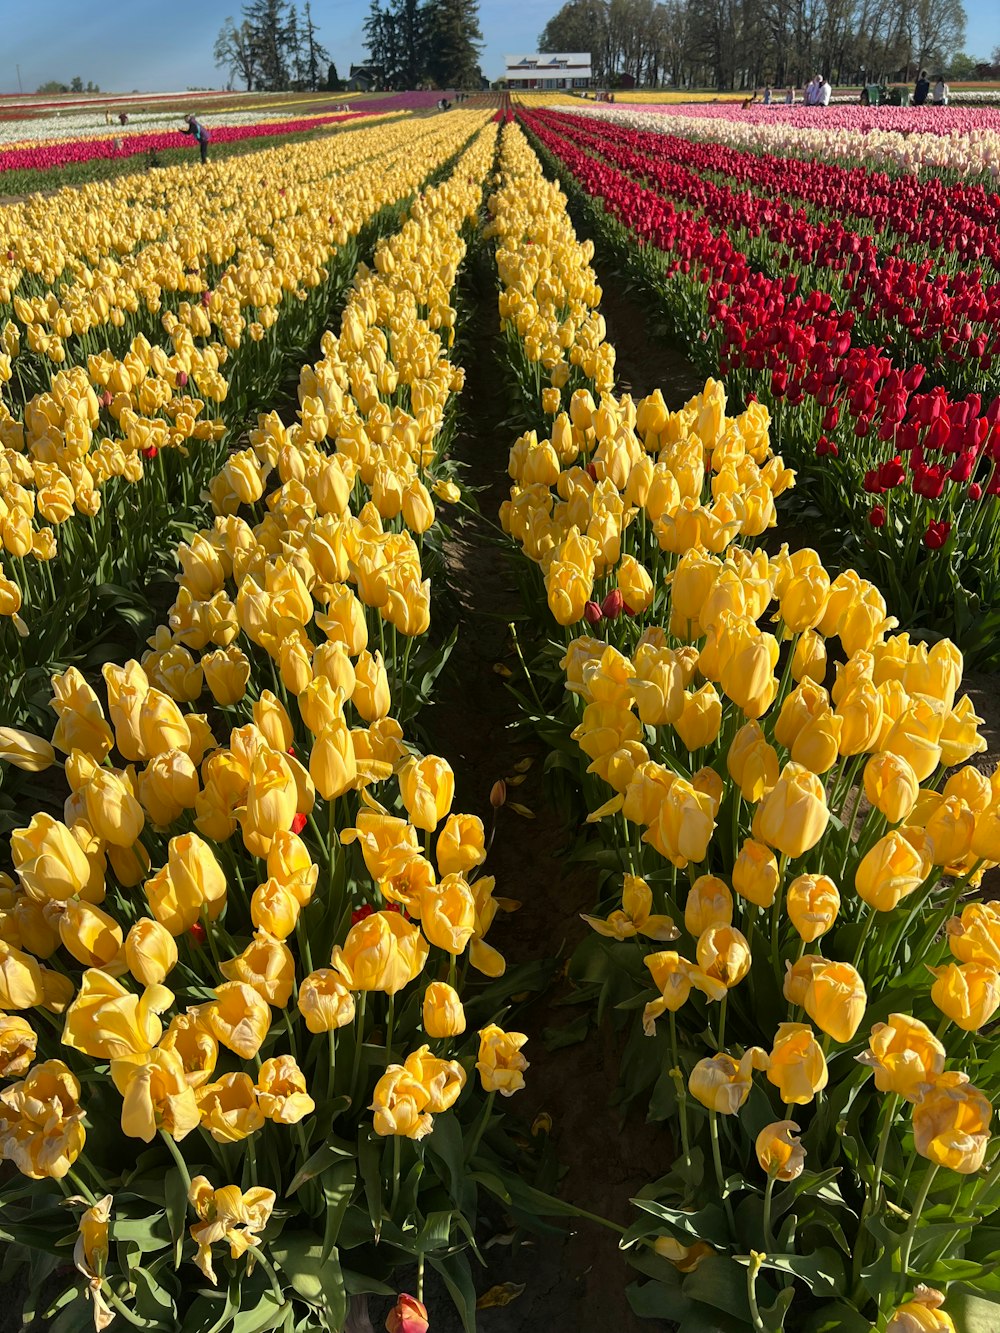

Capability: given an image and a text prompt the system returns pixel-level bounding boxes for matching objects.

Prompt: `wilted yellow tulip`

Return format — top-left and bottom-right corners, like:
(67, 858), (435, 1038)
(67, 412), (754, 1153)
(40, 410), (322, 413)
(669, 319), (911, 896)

(220, 931), (295, 1007)
(912, 1072), (992, 1173)
(476, 1024), (529, 1096)
(884, 1287), (956, 1333)
(696, 924), (751, 989)
(767, 1023), (829, 1104)
(582, 874), (679, 942)
(256, 1055), (315, 1124)
(803, 960), (867, 1043)
(187, 1176), (275, 1285)
(118, 1047), (201, 1143)
(62, 968), (172, 1061)
(197, 1072), (265, 1143)
(689, 1047), (768, 1114)
(752, 762), (829, 859)
(756, 1120), (806, 1180)
(0, 1058), (86, 1178)
(0, 1014), (37, 1077)
(206, 982), (271, 1059)
(858, 1014), (946, 1101)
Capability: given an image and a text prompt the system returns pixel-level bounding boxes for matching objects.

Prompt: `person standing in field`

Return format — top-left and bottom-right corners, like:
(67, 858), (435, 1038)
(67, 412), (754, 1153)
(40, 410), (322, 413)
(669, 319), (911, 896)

(181, 114), (210, 163)
(818, 76), (832, 106)
(785, 86), (795, 103)
(914, 70), (931, 105)
(933, 76), (950, 105)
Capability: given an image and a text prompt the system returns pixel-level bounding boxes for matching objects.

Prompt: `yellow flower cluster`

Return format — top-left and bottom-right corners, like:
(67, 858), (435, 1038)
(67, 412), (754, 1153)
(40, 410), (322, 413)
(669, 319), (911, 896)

(0, 126), (525, 1216)
(0, 115), (489, 622)
(489, 126), (793, 627)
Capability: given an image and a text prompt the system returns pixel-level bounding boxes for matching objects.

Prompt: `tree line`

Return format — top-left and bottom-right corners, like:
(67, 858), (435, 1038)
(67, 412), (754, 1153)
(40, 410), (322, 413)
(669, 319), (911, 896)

(537, 0), (978, 91)
(362, 0), (484, 89)
(214, 0), (333, 92)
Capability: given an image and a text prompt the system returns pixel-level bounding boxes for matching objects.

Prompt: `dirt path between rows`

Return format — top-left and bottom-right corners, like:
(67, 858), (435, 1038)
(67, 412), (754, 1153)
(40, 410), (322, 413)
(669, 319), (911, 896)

(384, 262), (689, 1333)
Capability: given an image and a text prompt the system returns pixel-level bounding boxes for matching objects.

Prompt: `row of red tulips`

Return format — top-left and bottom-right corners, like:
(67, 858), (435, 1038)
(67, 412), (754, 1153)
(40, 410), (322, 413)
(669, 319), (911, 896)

(518, 109), (1000, 658)
(577, 114), (1000, 267)
(0, 111), (368, 175)
(531, 110), (1000, 400)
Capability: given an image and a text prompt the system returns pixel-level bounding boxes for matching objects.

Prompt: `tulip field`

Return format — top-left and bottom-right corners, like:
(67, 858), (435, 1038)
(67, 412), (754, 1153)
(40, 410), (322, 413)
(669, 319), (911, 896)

(0, 89), (999, 1333)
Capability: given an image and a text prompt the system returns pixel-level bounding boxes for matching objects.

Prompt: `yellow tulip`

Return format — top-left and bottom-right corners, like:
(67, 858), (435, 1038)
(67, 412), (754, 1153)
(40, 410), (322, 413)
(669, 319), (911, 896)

(206, 982), (271, 1059)
(331, 909), (429, 994)
(863, 751), (920, 824)
(11, 813), (93, 902)
(643, 776), (716, 869)
(370, 1064), (433, 1139)
(159, 1011), (218, 1090)
(732, 839), (781, 909)
(220, 931), (295, 1007)
(858, 1014), (946, 1101)
(688, 1047), (768, 1114)
(57, 898), (124, 971)
(755, 1120), (806, 1180)
(642, 952), (726, 1032)
(0, 1014), (37, 1077)
(146, 833), (227, 936)
(202, 646), (251, 706)
(855, 831), (928, 912)
(256, 1055), (315, 1124)
(399, 755), (455, 833)
(187, 1176), (275, 1285)
(0, 941), (48, 1009)
(912, 1073), (992, 1173)
(752, 762), (829, 859)
(0, 727), (55, 773)
(930, 961), (1000, 1032)
(766, 1022), (828, 1104)
(802, 960), (866, 1043)
(62, 968), (172, 1061)
(124, 917), (178, 987)
(683, 875), (733, 936)
(423, 981), (466, 1037)
(727, 721), (778, 803)
(0, 1058), (86, 1178)
(197, 1072), (265, 1143)
(785, 874), (840, 942)
(581, 874), (678, 942)
(297, 968), (356, 1033)
(476, 1023), (529, 1096)
(673, 683), (723, 752)
(118, 1046), (201, 1142)
(435, 813), (486, 877)
(697, 924), (752, 988)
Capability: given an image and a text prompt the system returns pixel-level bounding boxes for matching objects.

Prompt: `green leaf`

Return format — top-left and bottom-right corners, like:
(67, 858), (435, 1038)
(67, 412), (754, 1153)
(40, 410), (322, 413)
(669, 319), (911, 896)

(231, 1292), (292, 1332)
(754, 1247), (846, 1298)
(429, 1251), (477, 1333)
(164, 1164), (188, 1267)
(948, 1288), (1000, 1333)
(356, 1128), (384, 1241)
(270, 1233), (346, 1329)
(286, 1132), (354, 1197)
(542, 1013), (589, 1050)
(423, 1110), (467, 1205)
(681, 1255), (753, 1321)
(798, 1303), (872, 1333)
(320, 1161), (356, 1263)
(631, 1197), (731, 1247)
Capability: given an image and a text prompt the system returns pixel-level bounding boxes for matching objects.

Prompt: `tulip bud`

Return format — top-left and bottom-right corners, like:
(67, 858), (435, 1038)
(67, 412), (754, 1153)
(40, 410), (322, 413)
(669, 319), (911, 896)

(490, 779), (507, 809)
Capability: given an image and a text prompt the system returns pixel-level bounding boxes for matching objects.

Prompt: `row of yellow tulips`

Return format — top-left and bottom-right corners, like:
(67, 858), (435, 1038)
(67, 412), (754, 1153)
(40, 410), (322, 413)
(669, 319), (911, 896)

(0, 120), (535, 1332)
(488, 120), (999, 1333)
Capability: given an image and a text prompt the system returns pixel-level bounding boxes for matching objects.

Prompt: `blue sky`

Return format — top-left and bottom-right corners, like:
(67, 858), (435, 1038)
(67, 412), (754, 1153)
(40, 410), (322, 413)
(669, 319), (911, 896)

(4, 0), (999, 94)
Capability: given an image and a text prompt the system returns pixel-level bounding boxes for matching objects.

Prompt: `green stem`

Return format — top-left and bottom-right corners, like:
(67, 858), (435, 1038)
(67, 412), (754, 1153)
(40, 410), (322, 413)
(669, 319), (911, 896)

(709, 1111), (736, 1231)
(464, 1090), (496, 1163)
(160, 1129), (193, 1199)
(762, 1173), (777, 1251)
(349, 991), (368, 1109)
(898, 1162), (940, 1295)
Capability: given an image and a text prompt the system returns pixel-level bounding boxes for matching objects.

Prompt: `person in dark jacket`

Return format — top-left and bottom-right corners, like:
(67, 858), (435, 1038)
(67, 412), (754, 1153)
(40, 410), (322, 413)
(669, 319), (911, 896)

(914, 70), (931, 105)
(181, 114), (210, 163)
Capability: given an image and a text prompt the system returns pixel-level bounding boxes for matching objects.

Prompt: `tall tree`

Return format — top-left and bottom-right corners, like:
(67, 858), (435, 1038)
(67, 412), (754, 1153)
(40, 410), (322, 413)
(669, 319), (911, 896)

(244, 0), (292, 90)
(424, 0), (483, 87)
(214, 16), (259, 90)
(302, 3), (331, 91)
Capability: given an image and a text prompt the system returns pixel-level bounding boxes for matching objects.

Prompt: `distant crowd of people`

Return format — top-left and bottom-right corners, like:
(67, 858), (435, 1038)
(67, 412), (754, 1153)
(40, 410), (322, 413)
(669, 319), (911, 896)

(744, 71), (950, 109)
